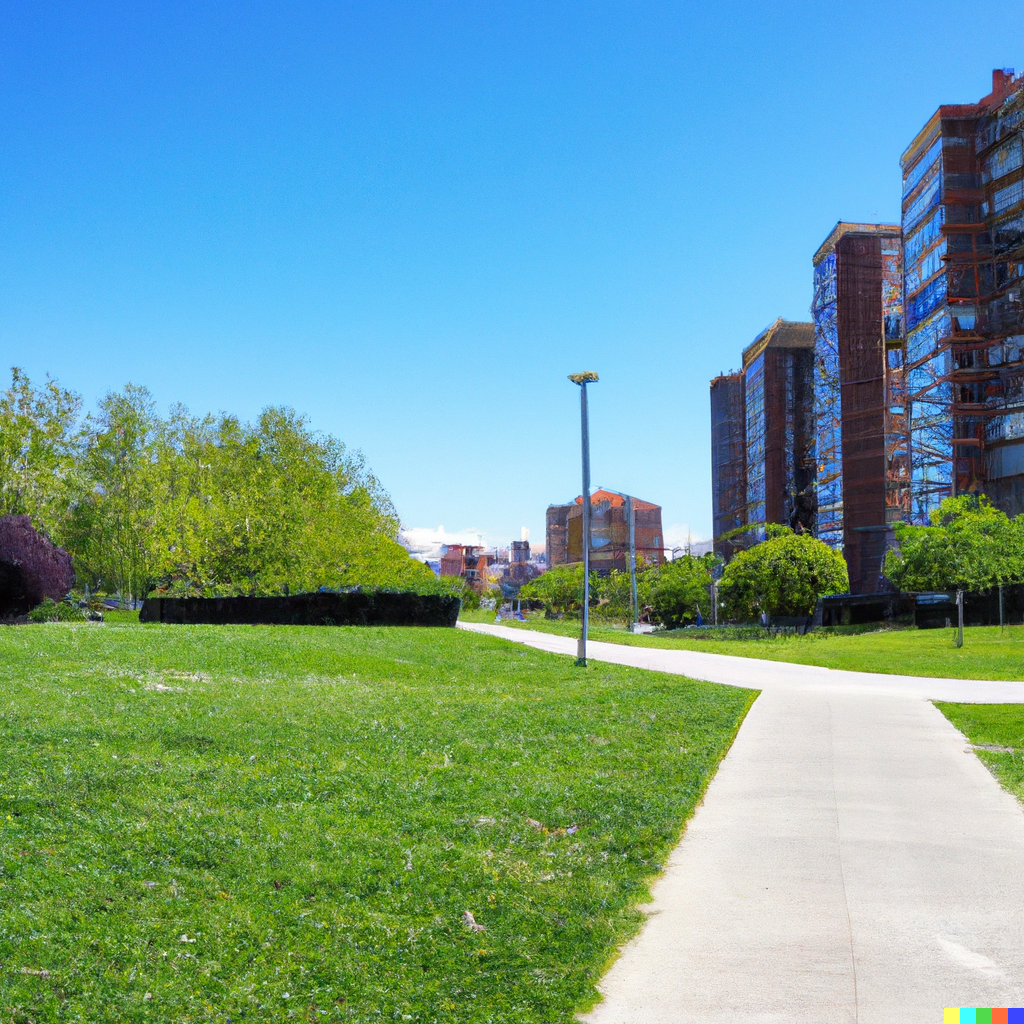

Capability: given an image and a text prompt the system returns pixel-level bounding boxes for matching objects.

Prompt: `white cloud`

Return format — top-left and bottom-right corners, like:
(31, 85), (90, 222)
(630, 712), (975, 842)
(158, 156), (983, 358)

(661, 523), (712, 550)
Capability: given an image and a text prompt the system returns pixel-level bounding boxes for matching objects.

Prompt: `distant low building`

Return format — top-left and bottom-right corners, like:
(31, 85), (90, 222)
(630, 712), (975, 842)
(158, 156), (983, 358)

(546, 489), (664, 571)
(508, 539), (532, 583)
(439, 544), (486, 580)
(545, 504), (570, 566)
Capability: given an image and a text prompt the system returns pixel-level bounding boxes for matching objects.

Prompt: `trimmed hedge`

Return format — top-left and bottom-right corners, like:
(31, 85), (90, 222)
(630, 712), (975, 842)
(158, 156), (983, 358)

(140, 592), (460, 627)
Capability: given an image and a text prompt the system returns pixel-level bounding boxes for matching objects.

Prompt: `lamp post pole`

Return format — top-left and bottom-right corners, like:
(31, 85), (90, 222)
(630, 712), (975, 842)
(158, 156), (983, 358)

(626, 494), (638, 631)
(569, 372), (599, 666)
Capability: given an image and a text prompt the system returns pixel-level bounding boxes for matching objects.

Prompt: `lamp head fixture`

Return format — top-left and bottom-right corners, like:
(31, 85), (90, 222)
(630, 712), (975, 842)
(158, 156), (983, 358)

(568, 371), (599, 385)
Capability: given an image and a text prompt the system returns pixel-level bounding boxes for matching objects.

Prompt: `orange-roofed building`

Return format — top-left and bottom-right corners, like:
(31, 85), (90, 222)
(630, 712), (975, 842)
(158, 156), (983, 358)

(546, 489), (664, 572)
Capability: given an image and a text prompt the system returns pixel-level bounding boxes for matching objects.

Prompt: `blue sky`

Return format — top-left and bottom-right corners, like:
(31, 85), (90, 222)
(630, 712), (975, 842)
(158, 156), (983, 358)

(3, 2), (1022, 553)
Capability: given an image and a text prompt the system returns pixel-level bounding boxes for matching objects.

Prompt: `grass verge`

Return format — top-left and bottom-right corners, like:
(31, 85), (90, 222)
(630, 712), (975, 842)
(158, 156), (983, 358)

(0, 622), (754, 1022)
(461, 611), (1024, 681)
(936, 703), (1024, 804)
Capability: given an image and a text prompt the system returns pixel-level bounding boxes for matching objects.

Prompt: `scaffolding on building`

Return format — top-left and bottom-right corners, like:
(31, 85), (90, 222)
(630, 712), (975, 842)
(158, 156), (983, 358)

(882, 236), (911, 523)
(812, 251), (843, 548)
(744, 347), (766, 535)
(902, 70), (1024, 523)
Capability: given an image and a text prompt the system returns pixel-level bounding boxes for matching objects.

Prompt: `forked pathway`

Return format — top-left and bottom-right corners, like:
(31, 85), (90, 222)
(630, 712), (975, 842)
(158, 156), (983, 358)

(459, 623), (1024, 1023)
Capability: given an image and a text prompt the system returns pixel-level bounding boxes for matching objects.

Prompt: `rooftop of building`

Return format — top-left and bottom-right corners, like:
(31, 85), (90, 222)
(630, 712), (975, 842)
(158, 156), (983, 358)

(710, 371), (743, 388)
(812, 221), (901, 267)
(549, 488), (660, 512)
(901, 68), (1021, 170)
(741, 318), (814, 368)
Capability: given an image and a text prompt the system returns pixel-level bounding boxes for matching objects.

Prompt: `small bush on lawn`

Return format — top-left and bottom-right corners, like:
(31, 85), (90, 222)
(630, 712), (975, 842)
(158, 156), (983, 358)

(26, 597), (87, 622)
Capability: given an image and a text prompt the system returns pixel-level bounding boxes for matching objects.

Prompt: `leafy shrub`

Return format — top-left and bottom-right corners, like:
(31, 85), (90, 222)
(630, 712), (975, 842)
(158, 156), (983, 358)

(27, 598), (87, 623)
(520, 563), (592, 614)
(591, 565), (654, 620)
(719, 530), (848, 620)
(648, 556), (713, 628)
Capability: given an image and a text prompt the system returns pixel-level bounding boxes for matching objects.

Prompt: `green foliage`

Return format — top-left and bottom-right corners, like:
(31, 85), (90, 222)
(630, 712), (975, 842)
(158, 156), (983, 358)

(26, 598), (87, 623)
(63, 384), (159, 604)
(520, 562), (592, 613)
(0, 369), (434, 601)
(591, 563), (652, 619)
(884, 494), (1024, 592)
(648, 555), (713, 628)
(524, 556), (711, 627)
(0, 622), (754, 1022)
(719, 530), (848, 619)
(0, 368), (83, 535)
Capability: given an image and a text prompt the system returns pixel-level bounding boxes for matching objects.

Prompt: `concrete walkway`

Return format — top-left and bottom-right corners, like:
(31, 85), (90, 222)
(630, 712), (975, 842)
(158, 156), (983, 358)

(459, 623), (1024, 1022)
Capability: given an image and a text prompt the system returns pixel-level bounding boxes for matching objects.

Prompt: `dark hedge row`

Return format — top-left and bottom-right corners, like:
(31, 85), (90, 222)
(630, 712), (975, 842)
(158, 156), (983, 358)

(140, 591), (461, 627)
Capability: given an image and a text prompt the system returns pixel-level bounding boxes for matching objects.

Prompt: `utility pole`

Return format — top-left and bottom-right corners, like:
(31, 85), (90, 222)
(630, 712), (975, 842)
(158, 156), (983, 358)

(955, 588), (964, 648)
(626, 494), (638, 631)
(569, 372), (598, 666)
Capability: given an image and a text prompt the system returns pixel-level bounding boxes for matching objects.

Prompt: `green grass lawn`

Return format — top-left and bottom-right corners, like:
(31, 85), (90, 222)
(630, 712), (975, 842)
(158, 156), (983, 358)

(461, 610), (1024, 681)
(936, 703), (1024, 805)
(0, 622), (754, 1023)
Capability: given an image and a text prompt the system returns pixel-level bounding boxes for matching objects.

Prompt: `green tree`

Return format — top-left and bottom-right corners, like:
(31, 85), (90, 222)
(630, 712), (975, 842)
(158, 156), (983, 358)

(520, 563), (593, 614)
(719, 530), (848, 620)
(63, 385), (159, 603)
(592, 563), (655, 620)
(147, 406), (431, 596)
(0, 371), (438, 601)
(648, 555), (713, 628)
(883, 495), (1024, 593)
(0, 368), (83, 536)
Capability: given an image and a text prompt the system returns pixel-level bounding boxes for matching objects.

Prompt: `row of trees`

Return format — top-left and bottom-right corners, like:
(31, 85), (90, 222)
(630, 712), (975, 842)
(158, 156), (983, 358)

(520, 554), (716, 627)
(0, 369), (442, 601)
(521, 528), (850, 625)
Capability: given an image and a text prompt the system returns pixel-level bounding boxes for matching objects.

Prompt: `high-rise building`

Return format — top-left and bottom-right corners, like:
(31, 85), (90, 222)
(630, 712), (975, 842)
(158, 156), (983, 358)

(740, 319), (816, 538)
(710, 371), (746, 558)
(977, 74), (1024, 511)
(901, 69), (1024, 521)
(812, 223), (905, 593)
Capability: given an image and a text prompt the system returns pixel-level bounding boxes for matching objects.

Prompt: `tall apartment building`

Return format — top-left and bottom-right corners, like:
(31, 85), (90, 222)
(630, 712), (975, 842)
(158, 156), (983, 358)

(741, 319), (816, 538)
(812, 223), (905, 593)
(978, 74), (1024, 510)
(901, 69), (1024, 521)
(709, 371), (746, 558)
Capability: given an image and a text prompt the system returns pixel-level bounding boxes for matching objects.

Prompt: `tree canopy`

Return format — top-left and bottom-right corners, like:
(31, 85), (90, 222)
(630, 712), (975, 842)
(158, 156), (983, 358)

(647, 555), (713, 628)
(883, 494), (1024, 593)
(0, 369), (441, 601)
(718, 528), (848, 619)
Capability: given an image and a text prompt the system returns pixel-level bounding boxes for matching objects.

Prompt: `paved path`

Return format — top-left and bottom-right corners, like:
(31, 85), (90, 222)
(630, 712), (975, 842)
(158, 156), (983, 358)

(459, 623), (1024, 1022)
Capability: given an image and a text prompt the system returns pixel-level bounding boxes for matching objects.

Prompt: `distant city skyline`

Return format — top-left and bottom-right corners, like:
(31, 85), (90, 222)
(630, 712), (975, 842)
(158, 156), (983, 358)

(3, 3), (1021, 548)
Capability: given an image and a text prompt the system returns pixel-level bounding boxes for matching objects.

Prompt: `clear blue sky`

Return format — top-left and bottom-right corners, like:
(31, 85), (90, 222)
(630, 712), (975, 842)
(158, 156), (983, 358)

(3, 2), (1021, 551)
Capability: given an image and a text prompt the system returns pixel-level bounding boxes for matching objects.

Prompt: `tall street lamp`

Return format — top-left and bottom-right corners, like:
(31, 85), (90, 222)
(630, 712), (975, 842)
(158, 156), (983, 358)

(568, 371), (598, 666)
